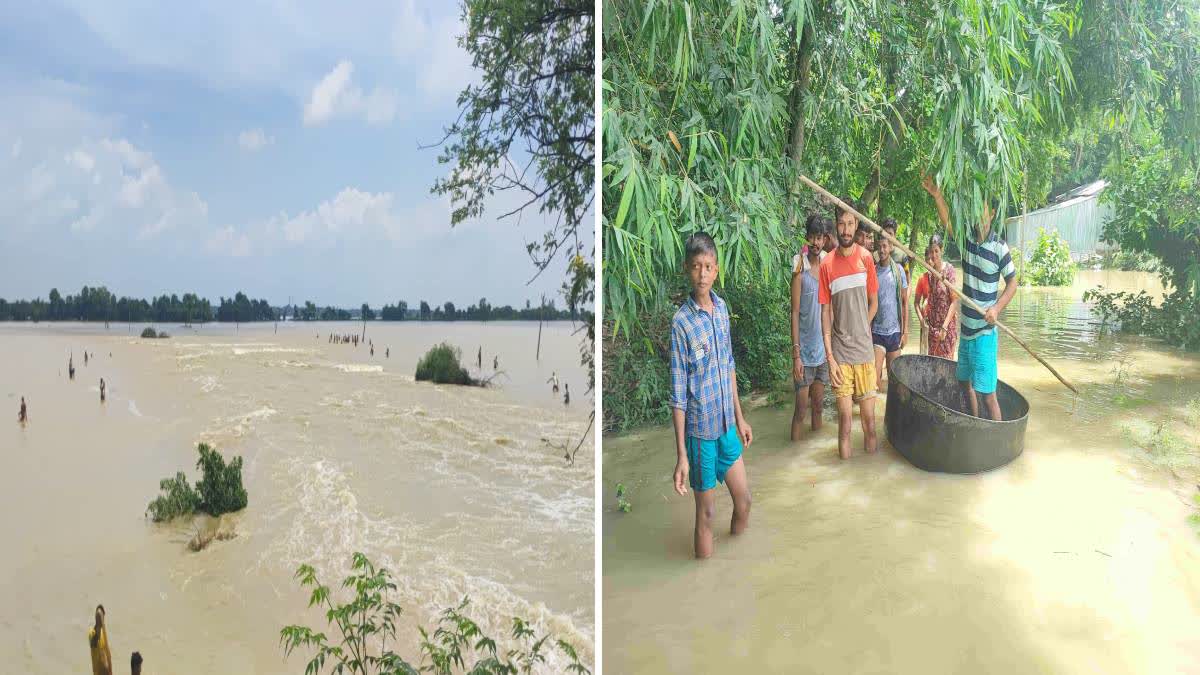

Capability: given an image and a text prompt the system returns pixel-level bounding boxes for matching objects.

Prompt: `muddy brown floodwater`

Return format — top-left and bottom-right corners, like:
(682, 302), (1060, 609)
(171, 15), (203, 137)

(603, 270), (1200, 673)
(1, 320), (593, 673)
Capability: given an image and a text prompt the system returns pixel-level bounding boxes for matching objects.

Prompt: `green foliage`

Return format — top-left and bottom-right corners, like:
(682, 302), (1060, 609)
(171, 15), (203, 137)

(615, 483), (631, 513)
(1085, 287), (1200, 351)
(601, 317), (672, 433)
(140, 327), (158, 338)
(146, 472), (202, 522)
(1097, 248), (1163, 273)
(1024, 228), (1076, 286)
(724, 278), (791, 395)
(194, 442), (248, 516)
(280, 552), (590, 675)
(146, 443), (247, 522)
(415, 344), (476, 386)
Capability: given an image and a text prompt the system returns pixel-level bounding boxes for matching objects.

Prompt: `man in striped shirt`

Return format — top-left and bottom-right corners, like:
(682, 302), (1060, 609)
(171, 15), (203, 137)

(922, 176), (1018, 420)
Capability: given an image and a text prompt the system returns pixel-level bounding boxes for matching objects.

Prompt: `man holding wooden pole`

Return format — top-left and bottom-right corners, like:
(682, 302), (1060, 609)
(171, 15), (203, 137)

(921, 175), (1017, 421)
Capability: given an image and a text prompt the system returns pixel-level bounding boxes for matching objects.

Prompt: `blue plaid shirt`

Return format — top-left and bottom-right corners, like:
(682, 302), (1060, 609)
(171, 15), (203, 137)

(669, 290), (737, 441)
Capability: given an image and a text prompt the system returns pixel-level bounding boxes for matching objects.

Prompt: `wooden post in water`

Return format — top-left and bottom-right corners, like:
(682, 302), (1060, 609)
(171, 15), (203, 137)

(536, 294), (544, 361)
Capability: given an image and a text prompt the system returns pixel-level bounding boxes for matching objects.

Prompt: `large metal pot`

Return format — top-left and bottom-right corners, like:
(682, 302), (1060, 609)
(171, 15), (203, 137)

(885, 354), (1029, 474)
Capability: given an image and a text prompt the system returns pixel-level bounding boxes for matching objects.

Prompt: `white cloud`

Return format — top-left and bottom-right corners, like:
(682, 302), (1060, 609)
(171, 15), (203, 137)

(237, 128), (273, 151)
(303, 60), (398, 126)
(207, 225), (252, 257)
(67, 149), (95, 172)
(391, 2), (474, 99)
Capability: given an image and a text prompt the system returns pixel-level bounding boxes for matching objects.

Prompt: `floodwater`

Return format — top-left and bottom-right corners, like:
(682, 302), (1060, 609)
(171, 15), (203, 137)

(603, 270), (1200, 673)
(0, 320), (593, 673)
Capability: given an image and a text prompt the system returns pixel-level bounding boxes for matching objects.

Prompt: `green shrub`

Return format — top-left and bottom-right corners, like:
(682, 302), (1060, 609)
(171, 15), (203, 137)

(615, 483), (631, 513)
(194, 442), (248, 516)
(601, 314), (672, 433)
(1085, 287), (1200, 350)
(146, 472), (202, 522)
(415, 343), (475, 385)
(1024, 228), (1076, 286)
(280, 552), (590, 674)
(147, 443), (247, 522)
(141, 327), (157, 338)
(1099, 248), (1163, 273)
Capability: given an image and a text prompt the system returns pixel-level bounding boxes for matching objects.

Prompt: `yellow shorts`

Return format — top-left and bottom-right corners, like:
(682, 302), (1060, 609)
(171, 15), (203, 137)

(834, 361), (877, 401)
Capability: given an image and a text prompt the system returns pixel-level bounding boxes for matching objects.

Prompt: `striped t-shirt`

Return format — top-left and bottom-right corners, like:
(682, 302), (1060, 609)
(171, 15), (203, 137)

(960, 234), (1016, 340)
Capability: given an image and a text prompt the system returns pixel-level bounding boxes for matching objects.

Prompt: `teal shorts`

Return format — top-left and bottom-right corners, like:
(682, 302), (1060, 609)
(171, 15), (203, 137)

(686, 425), (743, 492)
(957, 328), (998, 395)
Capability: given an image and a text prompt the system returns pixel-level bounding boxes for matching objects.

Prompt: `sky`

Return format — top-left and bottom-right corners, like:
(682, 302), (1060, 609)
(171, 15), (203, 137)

(0, 1), (591, 310)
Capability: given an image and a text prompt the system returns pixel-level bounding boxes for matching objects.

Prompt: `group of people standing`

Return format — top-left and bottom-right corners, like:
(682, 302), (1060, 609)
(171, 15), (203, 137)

(670, 177), (1018, 558)
(19, 349), (108, 425)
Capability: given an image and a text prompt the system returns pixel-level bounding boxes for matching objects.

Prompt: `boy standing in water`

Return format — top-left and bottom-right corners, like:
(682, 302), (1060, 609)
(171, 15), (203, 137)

(18, 396), (28, 424)
(100, 378), (106, 403)
(790, 215), (830, 440)
(922, 175), (1016, 420)
(871, 218), (909, 389)
(820, 198), (879, 459)
(670, 232), (753, 559)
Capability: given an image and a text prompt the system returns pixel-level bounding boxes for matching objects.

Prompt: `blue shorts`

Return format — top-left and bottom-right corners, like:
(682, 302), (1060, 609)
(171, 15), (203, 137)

(957, 328), (998, 394)
(686, 425), (743, 492)
(872, 331), (902, 353)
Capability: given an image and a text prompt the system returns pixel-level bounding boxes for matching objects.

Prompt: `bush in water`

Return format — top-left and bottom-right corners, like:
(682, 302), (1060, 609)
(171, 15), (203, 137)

(415, 343), (476, 385)
(140, 327), (157, 338)
(146, 472), (202, 522)
(194, 442), (248, 516)
(280, 552), (590, 674)
(1085, 287), (1200, 351)
(1024, 228), (1076, 286)
(146, 443), (247, 522)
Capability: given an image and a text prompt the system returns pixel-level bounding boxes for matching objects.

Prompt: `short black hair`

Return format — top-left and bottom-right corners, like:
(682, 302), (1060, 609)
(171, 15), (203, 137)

(879, 216), (898, 234)
(683, 231), (717, 264)
(834, 196), (859, 222)
(857, 221), (872, 235)
(804, 214), (828, 238)
(131, 652), (143, 670)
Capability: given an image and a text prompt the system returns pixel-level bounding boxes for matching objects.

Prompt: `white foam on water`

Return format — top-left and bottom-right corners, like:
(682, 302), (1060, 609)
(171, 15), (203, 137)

(260, 455), (592, 671)
(233, 346), (313, 356)
(192, 375), (220, 393)
(333, 363), (383, 373)
(127, 400), (142, 417)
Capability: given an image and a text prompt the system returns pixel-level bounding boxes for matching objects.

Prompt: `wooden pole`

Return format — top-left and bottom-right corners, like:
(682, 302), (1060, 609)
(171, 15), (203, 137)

(536, 294), (544, 361)
(798, 174), (1078, 395)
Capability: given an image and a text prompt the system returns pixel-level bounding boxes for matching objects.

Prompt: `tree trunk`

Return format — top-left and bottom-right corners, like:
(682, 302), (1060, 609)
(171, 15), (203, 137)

(787, 22), (816, 170)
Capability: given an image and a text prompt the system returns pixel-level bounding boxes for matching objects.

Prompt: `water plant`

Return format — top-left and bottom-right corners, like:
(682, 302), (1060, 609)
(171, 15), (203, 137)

(140, 327), (157, 338)
(615, 483), (631, 513)
(146, 443), (247, 522)
(280, 552), (590, 674)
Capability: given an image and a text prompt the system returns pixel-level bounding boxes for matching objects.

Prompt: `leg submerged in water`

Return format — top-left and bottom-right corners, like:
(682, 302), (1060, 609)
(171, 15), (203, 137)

(693, 488), (716, 559)
(723, 457), (751, 536)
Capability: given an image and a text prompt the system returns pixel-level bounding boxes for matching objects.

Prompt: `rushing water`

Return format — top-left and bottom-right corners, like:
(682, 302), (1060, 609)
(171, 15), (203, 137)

(602, 270), (1200, 673)
(0, 320), (593, 673)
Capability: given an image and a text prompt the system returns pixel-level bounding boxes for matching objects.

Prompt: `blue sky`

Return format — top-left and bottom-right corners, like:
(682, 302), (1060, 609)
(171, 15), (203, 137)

(0, 1), (590, 310)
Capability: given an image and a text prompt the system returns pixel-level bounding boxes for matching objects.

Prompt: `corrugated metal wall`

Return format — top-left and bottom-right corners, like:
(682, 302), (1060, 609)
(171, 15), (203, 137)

(1004, 194), (1114, 261)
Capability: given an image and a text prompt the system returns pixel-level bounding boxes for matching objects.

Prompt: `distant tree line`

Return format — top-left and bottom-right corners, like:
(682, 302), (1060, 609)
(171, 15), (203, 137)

(0, 287), (585, 323)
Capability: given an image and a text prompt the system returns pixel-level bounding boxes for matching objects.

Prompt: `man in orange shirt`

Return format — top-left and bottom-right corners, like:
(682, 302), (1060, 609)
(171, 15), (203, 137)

(819, 197), (880, 459)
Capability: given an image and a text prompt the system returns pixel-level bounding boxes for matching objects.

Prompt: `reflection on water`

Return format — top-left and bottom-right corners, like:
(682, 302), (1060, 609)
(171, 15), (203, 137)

(603, 270), (1200, 674)
(0, 321), (593, 673)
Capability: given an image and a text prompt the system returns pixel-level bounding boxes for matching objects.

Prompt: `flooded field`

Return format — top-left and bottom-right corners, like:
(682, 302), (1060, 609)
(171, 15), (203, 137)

(603, 270), (1200, 673)
(1, 320), (594, 673)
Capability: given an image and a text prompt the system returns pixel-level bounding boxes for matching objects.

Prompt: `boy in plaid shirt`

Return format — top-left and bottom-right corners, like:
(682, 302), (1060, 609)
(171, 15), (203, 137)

(670, 232), (754, 559)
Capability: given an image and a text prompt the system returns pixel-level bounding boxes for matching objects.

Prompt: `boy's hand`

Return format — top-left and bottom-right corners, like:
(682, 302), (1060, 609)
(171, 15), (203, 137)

(792, 358), (804, 383)
(738, 418), (753, 448)
(829, 358), (843, 387)
(983, 307), (999, 325)
(673, 457), (689, 496)
(900, 332), (908, 349)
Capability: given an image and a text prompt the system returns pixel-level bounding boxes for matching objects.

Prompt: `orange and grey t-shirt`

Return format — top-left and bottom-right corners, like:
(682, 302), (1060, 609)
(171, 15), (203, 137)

(817, 244), (878, 365)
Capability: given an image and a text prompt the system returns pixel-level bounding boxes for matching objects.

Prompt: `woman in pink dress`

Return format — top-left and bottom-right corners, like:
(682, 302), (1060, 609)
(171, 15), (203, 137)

(913, 234), (958, 359)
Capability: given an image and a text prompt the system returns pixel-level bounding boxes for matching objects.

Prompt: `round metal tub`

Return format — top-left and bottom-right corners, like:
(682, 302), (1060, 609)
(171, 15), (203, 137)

(885, 354), (1029, 474)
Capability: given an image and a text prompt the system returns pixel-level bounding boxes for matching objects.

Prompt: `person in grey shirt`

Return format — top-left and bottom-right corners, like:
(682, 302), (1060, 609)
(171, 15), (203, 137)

(871, 218), (909, 389)
(791, 215), (832, 441)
